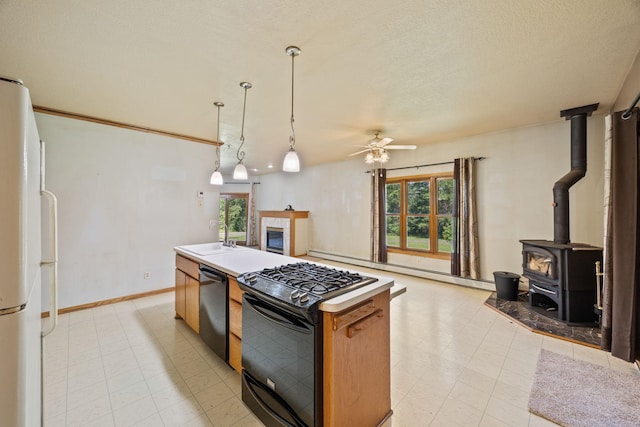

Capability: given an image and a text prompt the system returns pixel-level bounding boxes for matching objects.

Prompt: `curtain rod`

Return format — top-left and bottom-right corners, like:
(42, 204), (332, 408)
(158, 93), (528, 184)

(364, 157), (485, 173)
(223, 182), (260, 184)
(622, 91), (640, 120)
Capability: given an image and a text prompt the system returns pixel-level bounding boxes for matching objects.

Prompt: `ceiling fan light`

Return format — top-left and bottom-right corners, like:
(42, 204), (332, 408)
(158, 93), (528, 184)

(365, 152), (374, 164)
(233, 162), (248, 180)
(283, 149), (300, 172)
(210, 170), (223, 185)
(381, 151), (390, 162)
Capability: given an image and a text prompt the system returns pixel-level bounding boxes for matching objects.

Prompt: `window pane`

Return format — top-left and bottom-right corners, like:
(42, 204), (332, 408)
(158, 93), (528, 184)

(406, 216), (429, 250)
(386, 215), (400, 247)
(437, 217), (453, 253)
(407, 181), (429, 215)
(227, 198), (247, 241)
(386, 183), (401, 214)
(437, 178), (454, 214)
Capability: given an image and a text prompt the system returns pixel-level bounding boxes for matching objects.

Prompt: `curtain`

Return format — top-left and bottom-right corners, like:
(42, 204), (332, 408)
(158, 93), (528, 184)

(371, 168), (387, 263)
(602, 115), (613, 351)
(247, 182), (258, 247)
(451, 158), (480, 279)
(602, 108), (640, 362)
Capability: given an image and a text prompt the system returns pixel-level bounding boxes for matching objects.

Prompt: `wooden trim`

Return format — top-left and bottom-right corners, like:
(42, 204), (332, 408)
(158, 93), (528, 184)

(258, 210), (309, 219)
(41, 286), (174, 318)
(387, 247), (451, 260)
(33, 105), (221, 146)
(386, 173), (453, 257)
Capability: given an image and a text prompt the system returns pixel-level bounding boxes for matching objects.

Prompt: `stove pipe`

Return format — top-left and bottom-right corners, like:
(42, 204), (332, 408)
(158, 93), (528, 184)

(553, 103), (599, 244)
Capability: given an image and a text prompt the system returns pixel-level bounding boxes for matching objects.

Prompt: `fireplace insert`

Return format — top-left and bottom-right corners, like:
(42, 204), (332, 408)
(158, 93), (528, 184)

(265, 227), (284, 254)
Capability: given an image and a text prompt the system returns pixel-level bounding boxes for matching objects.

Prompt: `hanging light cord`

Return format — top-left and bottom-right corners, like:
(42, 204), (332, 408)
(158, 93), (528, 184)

(237, 85), (248, 162)
(289, 50), (296, 150)
(214, 104), (221, 171)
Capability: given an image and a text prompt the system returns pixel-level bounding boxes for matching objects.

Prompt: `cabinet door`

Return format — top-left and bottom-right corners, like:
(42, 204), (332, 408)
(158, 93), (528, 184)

(175, 269), (186, 320)
(323, 290), (391, 427)
(185, 275), (200, 333)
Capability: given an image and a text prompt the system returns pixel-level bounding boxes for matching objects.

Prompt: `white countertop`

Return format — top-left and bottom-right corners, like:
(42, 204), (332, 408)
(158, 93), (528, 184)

(174, 244), (395, 312)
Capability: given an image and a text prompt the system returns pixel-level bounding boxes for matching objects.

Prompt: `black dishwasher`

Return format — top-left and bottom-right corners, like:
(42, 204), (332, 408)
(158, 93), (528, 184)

(199, 264), (228, 362)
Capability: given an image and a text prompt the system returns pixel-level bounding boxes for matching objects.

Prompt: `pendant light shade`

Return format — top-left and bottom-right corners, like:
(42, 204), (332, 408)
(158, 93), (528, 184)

(210, 170), (223, 185)
(210, 101), (225, 185)
(233, 163), (248, 180)
(234, 82), (252, 180)
(283, 149), (300, 172)
(282, 45), (301, 173)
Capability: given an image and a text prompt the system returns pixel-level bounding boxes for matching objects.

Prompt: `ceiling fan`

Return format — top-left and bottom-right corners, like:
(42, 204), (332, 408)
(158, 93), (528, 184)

(349, 131), (417, 164)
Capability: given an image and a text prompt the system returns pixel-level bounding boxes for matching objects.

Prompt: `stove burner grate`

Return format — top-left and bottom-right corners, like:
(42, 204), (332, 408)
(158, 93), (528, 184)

(257, 263), (370, 296)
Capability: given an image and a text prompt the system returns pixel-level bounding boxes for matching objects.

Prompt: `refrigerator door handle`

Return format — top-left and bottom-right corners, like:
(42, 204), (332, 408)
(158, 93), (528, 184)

(40, 140), (59, 337)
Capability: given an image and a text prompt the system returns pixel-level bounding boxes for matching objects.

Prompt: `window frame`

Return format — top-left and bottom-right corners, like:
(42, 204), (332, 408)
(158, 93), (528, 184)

(385, 173), (453, 259)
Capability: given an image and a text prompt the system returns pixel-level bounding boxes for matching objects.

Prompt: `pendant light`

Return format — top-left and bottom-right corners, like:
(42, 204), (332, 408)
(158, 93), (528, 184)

(282, 45), (301, 172)
(233, 82), (252, 180)
(210, 101), (224, 185)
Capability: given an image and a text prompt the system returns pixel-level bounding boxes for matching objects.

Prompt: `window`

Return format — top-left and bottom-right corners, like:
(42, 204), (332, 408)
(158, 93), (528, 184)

(385, 174), (453, 257)
(219, 193), (248, 245)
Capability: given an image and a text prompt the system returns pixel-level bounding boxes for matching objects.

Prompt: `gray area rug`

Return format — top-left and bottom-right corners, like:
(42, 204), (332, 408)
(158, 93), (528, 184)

(528, 349), (640, 427)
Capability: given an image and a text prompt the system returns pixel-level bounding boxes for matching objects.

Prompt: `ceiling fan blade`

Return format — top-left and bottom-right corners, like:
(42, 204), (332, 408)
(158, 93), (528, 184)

(378, 137), (394, 147)
(348, 149), (371, 156)
(386, 145), (417, 150)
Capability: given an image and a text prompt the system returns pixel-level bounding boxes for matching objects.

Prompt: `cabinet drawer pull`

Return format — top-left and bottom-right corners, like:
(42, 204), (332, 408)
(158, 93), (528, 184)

(347, 309), (384, 338)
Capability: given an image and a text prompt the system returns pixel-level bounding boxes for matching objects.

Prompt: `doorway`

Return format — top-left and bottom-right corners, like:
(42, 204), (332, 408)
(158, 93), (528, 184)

(219, 193), (248, 245)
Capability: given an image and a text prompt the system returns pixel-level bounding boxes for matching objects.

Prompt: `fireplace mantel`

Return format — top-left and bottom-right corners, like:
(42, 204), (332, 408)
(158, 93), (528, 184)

(259, 210), (309, 257)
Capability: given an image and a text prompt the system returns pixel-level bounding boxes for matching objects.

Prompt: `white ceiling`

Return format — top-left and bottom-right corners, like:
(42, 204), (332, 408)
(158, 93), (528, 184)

(1, 1), (640, 175)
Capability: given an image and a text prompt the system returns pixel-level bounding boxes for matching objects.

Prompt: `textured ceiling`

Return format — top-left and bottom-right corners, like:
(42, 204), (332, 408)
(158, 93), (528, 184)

(1, 0), (639, 175)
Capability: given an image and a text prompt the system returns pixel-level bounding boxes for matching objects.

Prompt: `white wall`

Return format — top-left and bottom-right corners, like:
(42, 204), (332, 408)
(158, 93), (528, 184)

(257, 115), (605, 283)
(36, 113), (220, 310)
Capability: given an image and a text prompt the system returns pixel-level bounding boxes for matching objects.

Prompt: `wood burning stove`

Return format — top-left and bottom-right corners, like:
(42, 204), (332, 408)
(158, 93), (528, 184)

(521, 103), (603, 324)
(521, 240), (601, 323)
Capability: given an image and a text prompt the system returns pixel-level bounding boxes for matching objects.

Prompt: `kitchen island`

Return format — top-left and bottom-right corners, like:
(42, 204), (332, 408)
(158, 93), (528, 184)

(174, 243), (394, 427)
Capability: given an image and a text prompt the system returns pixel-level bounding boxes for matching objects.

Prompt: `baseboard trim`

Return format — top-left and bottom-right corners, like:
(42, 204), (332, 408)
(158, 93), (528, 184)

(41, 286), (174, 318)
(307, 250), (495, 291)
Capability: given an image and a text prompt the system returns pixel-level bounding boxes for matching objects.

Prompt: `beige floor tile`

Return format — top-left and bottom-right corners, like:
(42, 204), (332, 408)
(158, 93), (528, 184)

(158, 395), (205, 427)
(109, 379), (151, 410)
(65, 394), (112, 427)
(112, 395), (158, 427)
(206, 395), (252, 426)
(194, 381), (236, 412)
(431, 396), (484, 426)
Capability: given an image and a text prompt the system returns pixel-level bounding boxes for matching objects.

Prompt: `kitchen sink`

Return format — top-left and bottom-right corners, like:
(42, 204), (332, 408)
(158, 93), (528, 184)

(179, 242), (237, 256)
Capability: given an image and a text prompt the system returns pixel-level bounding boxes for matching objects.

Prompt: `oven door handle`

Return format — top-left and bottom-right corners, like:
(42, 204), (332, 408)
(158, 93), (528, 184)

(244, 295), (312, 334)
(242, 372), (308, 427)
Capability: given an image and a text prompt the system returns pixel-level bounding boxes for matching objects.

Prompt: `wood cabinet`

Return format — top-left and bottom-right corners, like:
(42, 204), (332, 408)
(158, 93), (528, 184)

(322, 289), (392, 427)
(228, 276), (244, 372)
(175, 254), (200, 333)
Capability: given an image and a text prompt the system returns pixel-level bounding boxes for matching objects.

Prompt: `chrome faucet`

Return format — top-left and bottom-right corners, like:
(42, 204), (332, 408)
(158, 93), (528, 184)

(223, 223), (230, 246)
(222, 223), (236, 247)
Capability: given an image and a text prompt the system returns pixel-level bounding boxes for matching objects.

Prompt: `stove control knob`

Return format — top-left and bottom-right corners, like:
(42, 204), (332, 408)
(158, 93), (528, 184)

(290, 290), (300, 300)
(299, 292), (309, 303)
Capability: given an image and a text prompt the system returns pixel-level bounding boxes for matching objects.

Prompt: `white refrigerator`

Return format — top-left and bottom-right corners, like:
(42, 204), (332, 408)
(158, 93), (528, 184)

(0, 76), (59, 426)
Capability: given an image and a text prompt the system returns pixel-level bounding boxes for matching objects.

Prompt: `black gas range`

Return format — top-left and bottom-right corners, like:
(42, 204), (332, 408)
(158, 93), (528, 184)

(237, 262), (378, 323)
(238, 262), (378, 427)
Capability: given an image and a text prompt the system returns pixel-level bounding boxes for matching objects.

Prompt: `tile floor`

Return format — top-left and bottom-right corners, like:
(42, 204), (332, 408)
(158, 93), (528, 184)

(43, 262), (638, 427)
